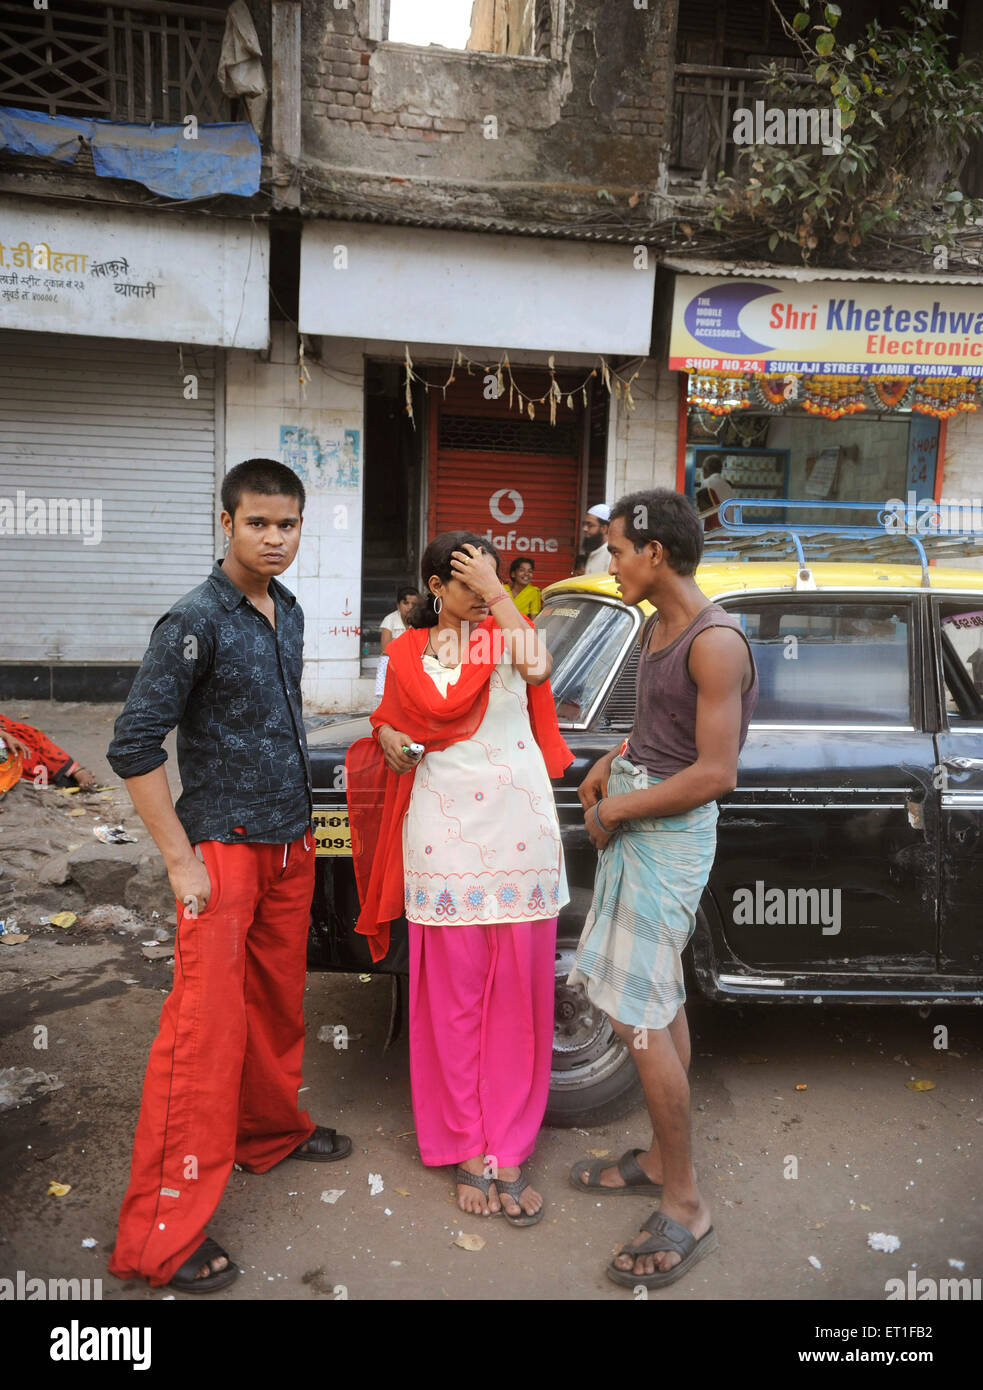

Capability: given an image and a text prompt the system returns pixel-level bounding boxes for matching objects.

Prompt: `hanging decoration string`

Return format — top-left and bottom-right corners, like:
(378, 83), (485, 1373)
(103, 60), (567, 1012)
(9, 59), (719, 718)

(401, 347), (640, 427)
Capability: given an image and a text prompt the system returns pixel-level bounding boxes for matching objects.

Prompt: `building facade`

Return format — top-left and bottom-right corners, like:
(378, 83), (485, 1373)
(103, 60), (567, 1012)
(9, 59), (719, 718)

(3, 0), (983, 710)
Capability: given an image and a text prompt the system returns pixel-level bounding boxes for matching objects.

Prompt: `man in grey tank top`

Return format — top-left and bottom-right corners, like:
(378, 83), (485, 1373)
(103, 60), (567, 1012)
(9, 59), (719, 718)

(568, 487), (758, 1291)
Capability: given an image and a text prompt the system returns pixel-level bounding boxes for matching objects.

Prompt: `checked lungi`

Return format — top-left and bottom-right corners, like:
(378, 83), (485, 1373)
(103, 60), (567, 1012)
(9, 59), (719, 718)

(567, 756), (718, 1030)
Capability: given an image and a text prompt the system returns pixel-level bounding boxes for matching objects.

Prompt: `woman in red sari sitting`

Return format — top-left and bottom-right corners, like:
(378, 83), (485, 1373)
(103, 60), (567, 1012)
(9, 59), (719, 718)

(346, 532), (572, 1225)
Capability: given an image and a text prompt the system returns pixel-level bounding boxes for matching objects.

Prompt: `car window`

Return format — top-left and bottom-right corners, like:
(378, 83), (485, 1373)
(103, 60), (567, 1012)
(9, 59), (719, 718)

(536, 597), (636, 724)
(938, 602), (983, 725)
(724, 598), (912, 725)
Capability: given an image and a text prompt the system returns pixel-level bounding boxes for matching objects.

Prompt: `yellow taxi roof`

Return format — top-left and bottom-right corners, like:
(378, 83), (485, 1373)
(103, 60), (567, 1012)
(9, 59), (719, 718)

(544, 561), (983, 615)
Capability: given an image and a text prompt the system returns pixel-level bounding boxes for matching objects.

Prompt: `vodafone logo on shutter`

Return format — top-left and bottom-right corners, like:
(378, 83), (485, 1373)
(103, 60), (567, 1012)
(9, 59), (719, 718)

(482, 488), (559, 553)
(489, 488), (523, 523)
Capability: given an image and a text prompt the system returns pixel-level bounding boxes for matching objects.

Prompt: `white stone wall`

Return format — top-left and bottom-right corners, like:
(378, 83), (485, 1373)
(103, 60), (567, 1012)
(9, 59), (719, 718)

(611, 360), (679, 500)
(224, 323), (376, 713)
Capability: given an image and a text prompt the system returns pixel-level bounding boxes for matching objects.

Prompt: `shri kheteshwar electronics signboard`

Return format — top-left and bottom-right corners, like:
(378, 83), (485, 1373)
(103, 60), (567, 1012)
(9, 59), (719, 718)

(669, 274), (983, 377)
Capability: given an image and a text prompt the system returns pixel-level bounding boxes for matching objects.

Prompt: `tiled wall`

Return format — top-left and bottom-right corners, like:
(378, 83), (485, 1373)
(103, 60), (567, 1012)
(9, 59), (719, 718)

(224, 323), (376, 712)
(612, 361), (679, 501)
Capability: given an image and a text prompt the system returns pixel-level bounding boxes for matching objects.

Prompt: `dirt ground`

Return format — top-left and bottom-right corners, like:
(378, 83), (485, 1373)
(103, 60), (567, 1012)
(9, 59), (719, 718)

(1, 703), (982, 1302)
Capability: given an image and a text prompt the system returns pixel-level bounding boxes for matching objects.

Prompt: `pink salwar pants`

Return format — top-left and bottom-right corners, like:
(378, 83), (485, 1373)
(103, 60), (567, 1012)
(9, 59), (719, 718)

(407, 917), (558, 1167)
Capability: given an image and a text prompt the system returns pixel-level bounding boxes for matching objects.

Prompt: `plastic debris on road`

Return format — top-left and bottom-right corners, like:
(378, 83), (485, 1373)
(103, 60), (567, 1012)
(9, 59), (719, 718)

(320, 1190), (346, 1205)
(368, 1172), (384, 1196)
(868, 1232), (901, 1252)
(141, 944), (174, 961)
(0, 1067), (64, 1111)
(49, 911), (76, 929)
(47, 1181), (71, 1197)
(93, 824), (138, 844)
(807, 1255), (822, 1270)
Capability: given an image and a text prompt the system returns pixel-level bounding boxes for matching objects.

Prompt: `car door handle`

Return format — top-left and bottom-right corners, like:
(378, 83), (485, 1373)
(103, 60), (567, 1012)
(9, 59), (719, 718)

(944, 756), (983, 771)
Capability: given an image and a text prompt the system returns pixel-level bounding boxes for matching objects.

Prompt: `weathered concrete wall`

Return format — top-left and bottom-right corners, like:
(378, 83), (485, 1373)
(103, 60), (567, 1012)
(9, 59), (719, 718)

(300, 0), (674, 210)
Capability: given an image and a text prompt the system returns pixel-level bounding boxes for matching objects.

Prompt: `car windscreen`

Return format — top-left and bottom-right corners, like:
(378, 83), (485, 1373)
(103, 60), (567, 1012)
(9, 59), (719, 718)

(536, 596), (636, 724)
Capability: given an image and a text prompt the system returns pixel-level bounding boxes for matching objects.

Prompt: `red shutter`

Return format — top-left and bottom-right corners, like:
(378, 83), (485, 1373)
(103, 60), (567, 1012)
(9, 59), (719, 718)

(427, 373), (584, 590)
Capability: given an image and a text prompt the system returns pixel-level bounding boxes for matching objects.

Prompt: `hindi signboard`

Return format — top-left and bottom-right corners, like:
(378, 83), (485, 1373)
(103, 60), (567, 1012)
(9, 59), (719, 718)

(0, 197), (268, 348)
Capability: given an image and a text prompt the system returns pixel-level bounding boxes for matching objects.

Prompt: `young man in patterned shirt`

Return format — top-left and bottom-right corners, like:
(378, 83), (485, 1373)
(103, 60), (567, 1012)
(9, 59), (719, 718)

(106, 459), (351, 1293)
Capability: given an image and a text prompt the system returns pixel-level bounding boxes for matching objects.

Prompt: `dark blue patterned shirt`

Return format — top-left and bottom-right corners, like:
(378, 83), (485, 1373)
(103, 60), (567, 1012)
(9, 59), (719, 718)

(108, 560), (312, 845)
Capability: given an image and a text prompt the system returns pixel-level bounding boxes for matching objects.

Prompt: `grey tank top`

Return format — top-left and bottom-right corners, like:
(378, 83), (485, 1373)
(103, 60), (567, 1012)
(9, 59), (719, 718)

(625, 604), (759, 781)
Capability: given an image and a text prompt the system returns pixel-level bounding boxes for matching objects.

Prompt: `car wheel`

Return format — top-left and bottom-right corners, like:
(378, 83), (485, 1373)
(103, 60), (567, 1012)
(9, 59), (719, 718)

(545, 944), (645, 1128)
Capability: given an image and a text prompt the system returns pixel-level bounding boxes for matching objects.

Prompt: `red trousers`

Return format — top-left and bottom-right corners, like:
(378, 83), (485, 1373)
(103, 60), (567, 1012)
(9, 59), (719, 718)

(109, 833), (316, 1286)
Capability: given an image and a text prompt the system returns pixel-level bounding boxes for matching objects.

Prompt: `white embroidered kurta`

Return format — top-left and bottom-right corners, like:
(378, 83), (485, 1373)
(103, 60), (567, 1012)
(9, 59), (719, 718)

(402, 653), (569, 926)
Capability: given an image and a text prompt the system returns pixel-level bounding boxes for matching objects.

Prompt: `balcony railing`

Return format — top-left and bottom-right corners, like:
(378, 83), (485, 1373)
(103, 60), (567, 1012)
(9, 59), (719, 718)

(671, 61), (983, 202)
(671, 63), (788, 181)
(0, 0), (232, 126)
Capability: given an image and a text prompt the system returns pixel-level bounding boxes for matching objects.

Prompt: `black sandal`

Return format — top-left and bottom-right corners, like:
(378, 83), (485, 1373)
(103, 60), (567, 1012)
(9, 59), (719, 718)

(454, 1166), (503, 1216)
(606, 1211), (717, 1290)
(288, 1124), (352, 1162)
(493, 1166), (544, 1228)
(168, 1237), (240, 1295)
(569, 1148), (664, 1197)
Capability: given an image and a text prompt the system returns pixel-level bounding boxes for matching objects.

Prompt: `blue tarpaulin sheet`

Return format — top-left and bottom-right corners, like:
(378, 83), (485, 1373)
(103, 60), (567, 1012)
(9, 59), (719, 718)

(0, 107), (260, 199)
(0, 108), (94, 162)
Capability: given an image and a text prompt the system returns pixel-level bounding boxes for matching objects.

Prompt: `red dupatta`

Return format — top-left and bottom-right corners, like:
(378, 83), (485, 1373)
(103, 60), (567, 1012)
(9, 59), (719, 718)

(345, 616), (572, 962)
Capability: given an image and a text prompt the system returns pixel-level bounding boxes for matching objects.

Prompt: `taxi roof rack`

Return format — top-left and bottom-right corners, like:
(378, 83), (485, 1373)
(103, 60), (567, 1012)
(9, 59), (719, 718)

(704, 498), (983, 588)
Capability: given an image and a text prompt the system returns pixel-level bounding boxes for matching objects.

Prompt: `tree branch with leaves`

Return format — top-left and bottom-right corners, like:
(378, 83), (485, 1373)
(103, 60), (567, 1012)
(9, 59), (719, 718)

(712, 2), (983, 265)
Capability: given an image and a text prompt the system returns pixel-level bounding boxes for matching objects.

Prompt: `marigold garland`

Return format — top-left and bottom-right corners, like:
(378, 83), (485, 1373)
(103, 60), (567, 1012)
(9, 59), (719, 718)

(865, 378), (914, 411)
(686, 371), (751, 414)
(910, 377), (978, 419)
(801, 375), (866, 420)
(751, 374), (792, 412)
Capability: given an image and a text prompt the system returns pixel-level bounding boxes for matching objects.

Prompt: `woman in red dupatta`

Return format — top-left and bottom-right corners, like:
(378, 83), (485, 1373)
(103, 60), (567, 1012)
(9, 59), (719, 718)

(346, 532), (572, 1226)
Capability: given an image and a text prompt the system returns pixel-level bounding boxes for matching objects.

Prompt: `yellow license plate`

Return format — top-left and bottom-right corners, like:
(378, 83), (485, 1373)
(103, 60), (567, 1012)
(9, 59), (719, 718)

(313, 808), (351, 856)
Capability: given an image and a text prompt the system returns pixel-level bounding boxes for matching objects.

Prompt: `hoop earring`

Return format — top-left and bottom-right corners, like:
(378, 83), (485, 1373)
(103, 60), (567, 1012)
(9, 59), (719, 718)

(433, 596), (443, 615)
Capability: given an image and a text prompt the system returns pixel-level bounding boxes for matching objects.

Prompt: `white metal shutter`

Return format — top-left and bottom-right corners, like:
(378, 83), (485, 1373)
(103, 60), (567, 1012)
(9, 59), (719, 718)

(0, 330), (218, 662)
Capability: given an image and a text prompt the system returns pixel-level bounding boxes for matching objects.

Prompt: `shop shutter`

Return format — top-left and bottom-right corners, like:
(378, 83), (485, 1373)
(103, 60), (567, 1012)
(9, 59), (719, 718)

(427, 376), (584, 590)
(0, 330), (217, 662)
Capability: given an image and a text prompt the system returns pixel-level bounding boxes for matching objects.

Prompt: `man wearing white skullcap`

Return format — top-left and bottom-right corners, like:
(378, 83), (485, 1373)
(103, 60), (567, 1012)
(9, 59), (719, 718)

(582, 504), (611, 575)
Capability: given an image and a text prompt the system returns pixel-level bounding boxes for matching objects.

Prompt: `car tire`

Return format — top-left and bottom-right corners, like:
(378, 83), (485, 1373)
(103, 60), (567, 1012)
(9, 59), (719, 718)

(545, 943), (645, 1128)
